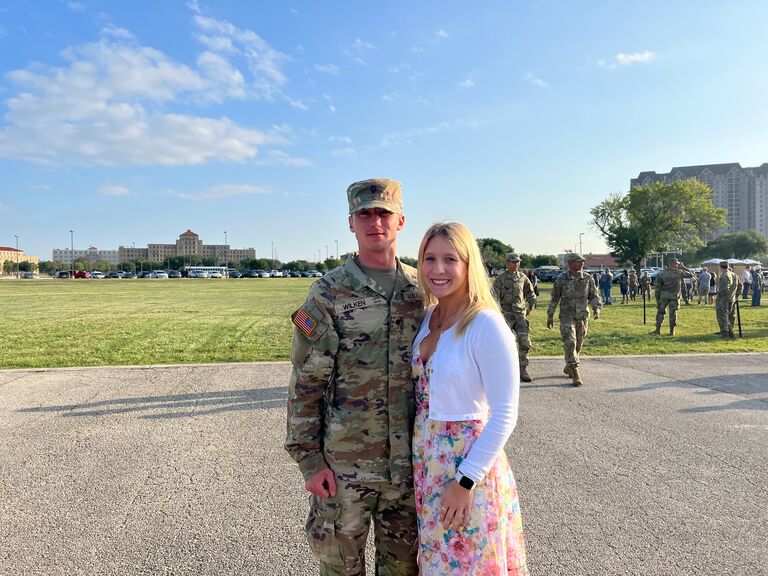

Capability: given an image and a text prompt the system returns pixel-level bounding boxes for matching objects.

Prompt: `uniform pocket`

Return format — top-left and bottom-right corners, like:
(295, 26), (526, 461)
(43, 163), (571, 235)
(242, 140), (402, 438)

(305, 495), (343, 566)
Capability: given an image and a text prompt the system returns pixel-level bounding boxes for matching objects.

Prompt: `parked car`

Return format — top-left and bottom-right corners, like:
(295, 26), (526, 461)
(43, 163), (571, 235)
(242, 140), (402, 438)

(122, 272), (137, 279)
(151, 270), (169, 279)
(304, 270), (323, 278)
(90, 271), (106, 279)
(226, 269), (242, 278)
(187, 270), (209, 278)
(270, 269), (283, 277)
(55, 271), (72, 278)
(209, 271), (223, 278)
(73, 270), (91, 279)
(105, 271), (121, 279)
(137, 271), (152, 278)
(256, 269), (271, 278)
(20, 271), (35, 279)
(168, 270), (182, 278)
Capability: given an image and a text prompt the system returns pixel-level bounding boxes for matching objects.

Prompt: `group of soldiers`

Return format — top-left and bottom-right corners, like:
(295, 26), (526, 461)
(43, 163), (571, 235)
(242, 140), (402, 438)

(494, 254), (762, 388)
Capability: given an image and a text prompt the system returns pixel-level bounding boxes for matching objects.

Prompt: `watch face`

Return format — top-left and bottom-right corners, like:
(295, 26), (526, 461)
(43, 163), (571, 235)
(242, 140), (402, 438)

(459, 475), (474, 490)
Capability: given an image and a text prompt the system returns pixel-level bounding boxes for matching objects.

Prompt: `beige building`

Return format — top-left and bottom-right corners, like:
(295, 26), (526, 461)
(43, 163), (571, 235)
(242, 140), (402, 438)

(0, 246), (40, 274)
(118, 230), (255, 264)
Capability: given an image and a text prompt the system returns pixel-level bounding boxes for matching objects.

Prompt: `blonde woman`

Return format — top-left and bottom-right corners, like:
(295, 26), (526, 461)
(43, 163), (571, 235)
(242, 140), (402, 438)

(412, 222), (528, 575)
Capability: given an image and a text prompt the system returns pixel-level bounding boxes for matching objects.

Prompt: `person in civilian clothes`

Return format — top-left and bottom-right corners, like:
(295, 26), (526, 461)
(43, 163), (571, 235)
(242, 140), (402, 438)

(411, 222), (529, 575)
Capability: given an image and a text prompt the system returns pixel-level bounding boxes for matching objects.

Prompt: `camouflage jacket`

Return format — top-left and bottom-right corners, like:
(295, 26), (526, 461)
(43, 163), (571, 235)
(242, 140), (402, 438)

(285, 255), (423, 485)
(716, 270), (741, 302)
(493, 270), (536, 315)
(655, 268), (695, 299)
(629, 273), (639, 289)
(547, 270), (601, 320)
(640, 275), (651, 288)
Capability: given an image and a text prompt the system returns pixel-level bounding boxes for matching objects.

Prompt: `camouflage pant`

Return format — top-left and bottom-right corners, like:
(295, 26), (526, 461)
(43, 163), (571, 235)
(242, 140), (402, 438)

(503, 311), (531, 368)
(559, 316), (588, 368)
(305, 478), (418, 576)
(655, 296), (680, 328)
(715, 297), (736, 333)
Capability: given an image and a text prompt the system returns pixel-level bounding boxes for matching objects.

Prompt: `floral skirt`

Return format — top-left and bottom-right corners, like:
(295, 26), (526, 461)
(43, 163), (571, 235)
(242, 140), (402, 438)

(412, 355), (529, 575)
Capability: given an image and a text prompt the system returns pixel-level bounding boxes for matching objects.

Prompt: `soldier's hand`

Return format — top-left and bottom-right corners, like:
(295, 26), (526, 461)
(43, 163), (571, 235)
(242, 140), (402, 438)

(546, 317), (554, 329)
(593, 309), (600, 320)
(525, 309), (533, 317)
(305, 468), (337, 498)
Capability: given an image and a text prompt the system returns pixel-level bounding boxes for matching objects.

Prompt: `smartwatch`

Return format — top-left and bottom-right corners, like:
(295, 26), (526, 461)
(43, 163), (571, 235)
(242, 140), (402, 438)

(456, 471), (475, 491)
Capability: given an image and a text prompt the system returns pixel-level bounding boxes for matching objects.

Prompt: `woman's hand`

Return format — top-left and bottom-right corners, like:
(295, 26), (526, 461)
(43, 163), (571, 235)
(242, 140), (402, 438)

(439, 479), (474, 531)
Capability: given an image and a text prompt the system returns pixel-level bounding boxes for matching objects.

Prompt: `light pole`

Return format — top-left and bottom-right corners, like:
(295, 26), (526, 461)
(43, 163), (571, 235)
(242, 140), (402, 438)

(14, 235), (19, 278)
(335, 239), (339, 260)
(325, 245), (329, 260)
(69, 229), (74, 278)
(224, 231), (228, 274)
(271, 241), (274, 269)
(579, 232), (585, 256)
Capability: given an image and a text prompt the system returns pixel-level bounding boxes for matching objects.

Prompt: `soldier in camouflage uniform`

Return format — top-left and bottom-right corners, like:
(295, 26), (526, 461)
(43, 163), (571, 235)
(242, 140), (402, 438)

(629, 269), (639, 301)
(640, 271), (652, 301)
(547, 253), (601, 386)
(493, 252), (537, 382)
(285, 178), (423, 576)
(652, 258), (696, 336)
(715, 260), (741, 338)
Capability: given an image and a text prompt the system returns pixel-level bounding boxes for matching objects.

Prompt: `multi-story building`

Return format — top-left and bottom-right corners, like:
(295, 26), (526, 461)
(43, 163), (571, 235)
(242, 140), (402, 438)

(52, 246), (120, 266)
(117, 230), (255, 264)
(631, 162), (768, 238)
(0, 246), (40, 274)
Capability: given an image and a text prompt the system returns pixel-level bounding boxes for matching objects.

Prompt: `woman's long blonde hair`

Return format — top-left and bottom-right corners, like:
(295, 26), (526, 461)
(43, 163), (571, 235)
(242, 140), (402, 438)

(417, 221), (500, 336)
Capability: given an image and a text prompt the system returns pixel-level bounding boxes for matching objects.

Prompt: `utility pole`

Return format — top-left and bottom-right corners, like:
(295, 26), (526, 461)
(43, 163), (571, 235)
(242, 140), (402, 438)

(69, 229), (74, 278)
(335, 239), (339, 260)
(579, 232), (585, 256)
(14, 235), (19, 278)
(224, 231), (228, 274)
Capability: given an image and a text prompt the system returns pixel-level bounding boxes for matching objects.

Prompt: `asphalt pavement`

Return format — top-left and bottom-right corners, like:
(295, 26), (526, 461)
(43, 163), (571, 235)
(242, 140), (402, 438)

(1, 354), (766, 576)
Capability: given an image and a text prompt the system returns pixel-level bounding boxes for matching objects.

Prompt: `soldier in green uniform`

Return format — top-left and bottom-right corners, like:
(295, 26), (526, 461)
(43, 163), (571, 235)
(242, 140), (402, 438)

(546, 253), (601, 386)
(639, 271), (652, 301)
(652, 258), (696, 335)
(492, 252), (537, 382)
(285, 178), (423, 576)
(715, 260), (741, 338)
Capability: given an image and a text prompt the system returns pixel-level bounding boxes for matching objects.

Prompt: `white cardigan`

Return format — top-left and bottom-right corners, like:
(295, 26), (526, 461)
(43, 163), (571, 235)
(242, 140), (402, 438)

(413, 306), (520, 483)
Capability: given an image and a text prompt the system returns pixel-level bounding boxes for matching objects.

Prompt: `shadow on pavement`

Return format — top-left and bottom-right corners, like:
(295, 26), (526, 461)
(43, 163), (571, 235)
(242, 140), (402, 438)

(17, 387), (288, 419)
(609, 374), (768, 412)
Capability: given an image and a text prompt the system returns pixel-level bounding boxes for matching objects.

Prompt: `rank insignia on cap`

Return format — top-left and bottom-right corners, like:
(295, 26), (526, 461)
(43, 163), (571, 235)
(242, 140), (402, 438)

(293, 307), (319, 337)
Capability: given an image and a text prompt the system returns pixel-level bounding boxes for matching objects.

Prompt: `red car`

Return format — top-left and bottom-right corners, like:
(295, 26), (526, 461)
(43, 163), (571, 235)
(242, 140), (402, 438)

(73, 270), (91, 278)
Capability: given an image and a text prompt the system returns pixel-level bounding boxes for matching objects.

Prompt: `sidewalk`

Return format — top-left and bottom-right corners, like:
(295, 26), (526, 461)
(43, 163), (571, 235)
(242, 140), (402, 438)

(1, 355), (766, 575)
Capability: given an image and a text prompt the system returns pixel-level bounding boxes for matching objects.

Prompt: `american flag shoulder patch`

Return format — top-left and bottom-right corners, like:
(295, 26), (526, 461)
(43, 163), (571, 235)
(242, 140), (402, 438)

(293, 306), (319, 337)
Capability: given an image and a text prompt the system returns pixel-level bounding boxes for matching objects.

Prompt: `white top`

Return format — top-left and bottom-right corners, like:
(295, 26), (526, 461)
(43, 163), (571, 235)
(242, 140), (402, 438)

(413, 306), (520, 483)
(743, 269), (752, 283)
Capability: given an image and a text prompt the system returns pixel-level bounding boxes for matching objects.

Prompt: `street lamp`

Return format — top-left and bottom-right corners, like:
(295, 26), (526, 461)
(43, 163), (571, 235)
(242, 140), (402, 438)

(224, 231), (228, 274)
(579, 232), (585, 256)
(14, 235), (19, 278)
(69, 229), (74, 278)
(271, 241), (274, 269)
(325, 245), (329, 259)
(335, 239), (339, 260)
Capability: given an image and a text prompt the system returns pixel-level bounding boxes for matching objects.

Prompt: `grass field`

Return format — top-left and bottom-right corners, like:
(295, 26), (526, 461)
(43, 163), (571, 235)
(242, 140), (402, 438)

(1, 278), (767, 369)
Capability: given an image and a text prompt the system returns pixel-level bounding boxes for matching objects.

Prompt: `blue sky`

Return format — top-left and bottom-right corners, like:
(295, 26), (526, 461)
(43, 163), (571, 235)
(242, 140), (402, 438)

(2, 0), (768, 263)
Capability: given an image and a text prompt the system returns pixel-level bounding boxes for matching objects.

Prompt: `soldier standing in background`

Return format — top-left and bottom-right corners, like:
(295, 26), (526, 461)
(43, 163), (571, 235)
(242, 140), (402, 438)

(547, 253), (601, 386)
(640, 271), (652, 301)
(493, 252), (537, 382)
(752, 266), (764, 306)
(629, 269), (639, 302)
(652, 258), (696, 336)
(697, 267), (712, 305)
(715, 260), (741, 338)
(741, 265), (752, 300)
(285, 178), (422, 575)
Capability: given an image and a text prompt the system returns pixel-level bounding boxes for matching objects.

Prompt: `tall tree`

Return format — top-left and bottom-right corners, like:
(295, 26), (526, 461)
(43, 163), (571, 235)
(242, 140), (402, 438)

(476, 238), (513, 272)
(695, 230), (768, 260)
(591, 180), (727, 272)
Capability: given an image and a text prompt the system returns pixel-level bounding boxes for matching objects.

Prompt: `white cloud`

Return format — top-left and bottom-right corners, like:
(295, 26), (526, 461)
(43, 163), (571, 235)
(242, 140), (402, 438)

(264, 150), (313, 167)
(600, 51), (658, 69)
(436, 29), (449, 38)
(329, 105), (337, 113)
(616, 51), (657, 65)
(24, 184), (51, 191)
(354, 57), (367, 66)
(458, 79), (474, 88)
(351, 38), (374, 51)
(0, 12), (299, 166)
(67, 2), (85, 11)
(328, 136), (352, 144)
(0, 201), (6, 213)
(167, 184), (269, 201)
(525, 72), (548, 87)
(314, 64), (340, 75)
(379, 118), (480, 148)
(99, 185), (130, 196)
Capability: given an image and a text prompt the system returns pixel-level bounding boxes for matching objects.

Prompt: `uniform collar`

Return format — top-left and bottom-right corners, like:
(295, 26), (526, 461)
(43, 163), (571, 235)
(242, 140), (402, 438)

(343, 253), (416, 296)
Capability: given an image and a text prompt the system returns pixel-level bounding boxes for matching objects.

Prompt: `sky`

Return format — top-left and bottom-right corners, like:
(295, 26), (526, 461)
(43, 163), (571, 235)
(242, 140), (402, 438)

(2, 0), (768, 263)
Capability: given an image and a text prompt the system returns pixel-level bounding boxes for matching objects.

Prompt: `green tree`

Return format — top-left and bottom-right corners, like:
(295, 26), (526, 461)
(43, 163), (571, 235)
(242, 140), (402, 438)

(696, 230), (768, 260)
(400, 256), (417, 267)
(591, 180), (727, 273)
(2, 260), (14, 275)
(18, 261), (35, 272)
(477, 238), (513, 272)
(39, 261), (60, 275)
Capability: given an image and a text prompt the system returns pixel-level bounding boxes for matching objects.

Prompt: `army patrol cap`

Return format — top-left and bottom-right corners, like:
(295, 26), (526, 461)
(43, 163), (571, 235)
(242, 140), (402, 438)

(565, 252), (586, 262)
(506, 252), (521, 262)
(347, 178), (403, 214)
(719, 260), (729, 268)
(668, 257), (679, 265)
